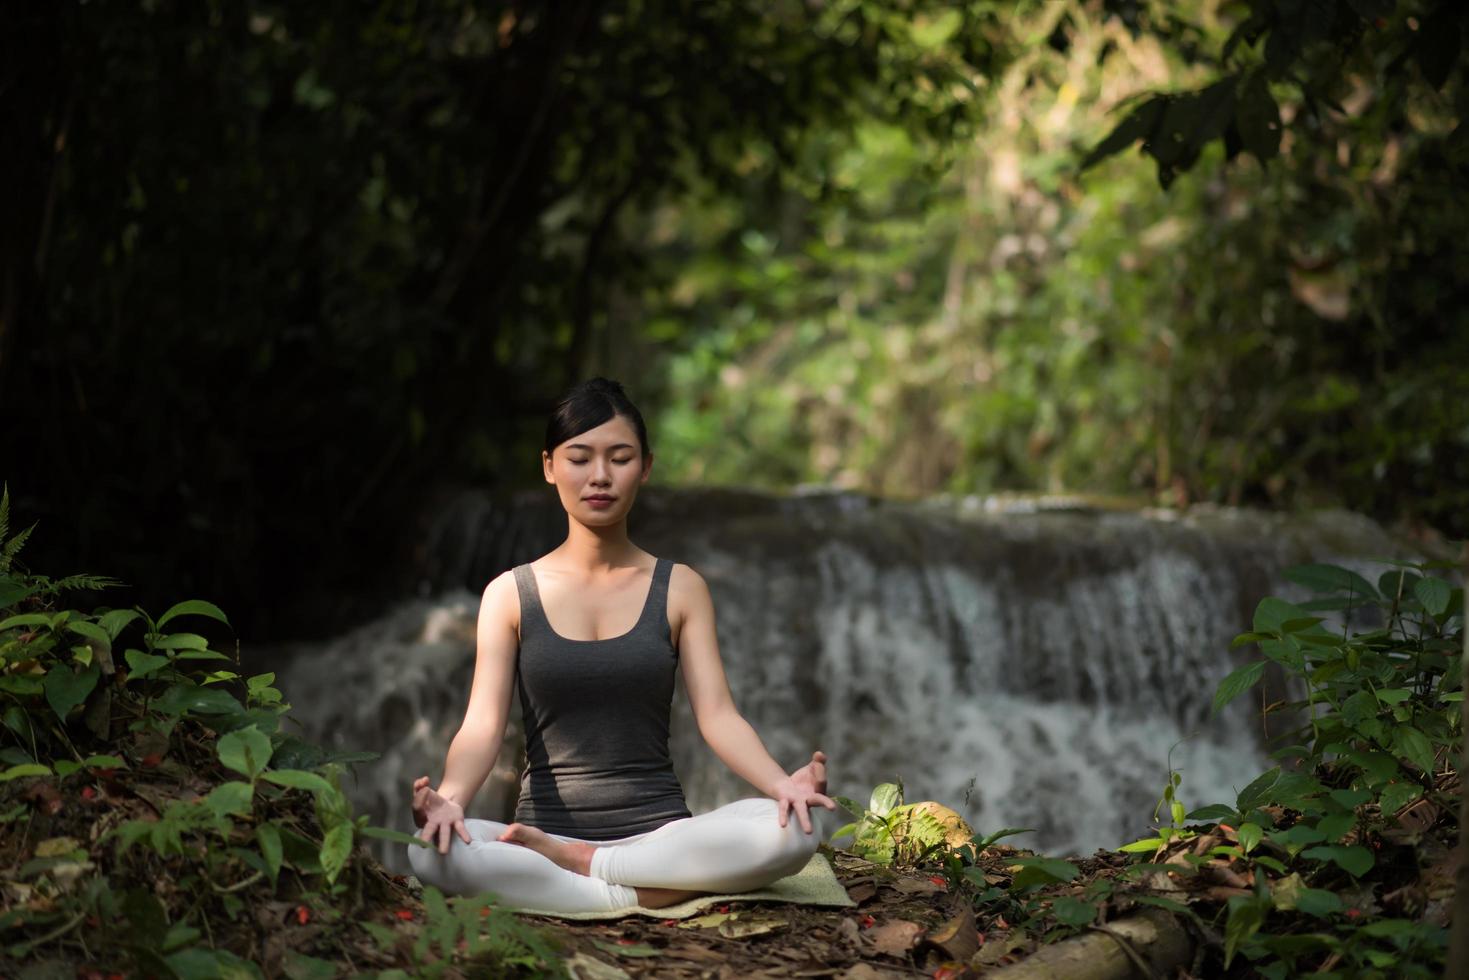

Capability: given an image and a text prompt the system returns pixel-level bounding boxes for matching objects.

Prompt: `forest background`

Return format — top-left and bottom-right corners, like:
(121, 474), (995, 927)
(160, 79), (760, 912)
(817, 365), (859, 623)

(4, 0), (1466, 640)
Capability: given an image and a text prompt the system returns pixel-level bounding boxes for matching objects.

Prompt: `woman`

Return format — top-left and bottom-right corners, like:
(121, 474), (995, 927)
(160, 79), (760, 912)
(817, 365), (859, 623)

(407, 377), (838, 914)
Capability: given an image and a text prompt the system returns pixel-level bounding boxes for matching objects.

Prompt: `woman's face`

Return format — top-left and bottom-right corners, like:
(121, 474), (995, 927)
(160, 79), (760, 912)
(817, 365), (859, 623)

(542, 414), (652, 525)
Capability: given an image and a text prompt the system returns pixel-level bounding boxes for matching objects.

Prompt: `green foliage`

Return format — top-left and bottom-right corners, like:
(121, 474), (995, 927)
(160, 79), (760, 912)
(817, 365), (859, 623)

(0, 495), (560, 975)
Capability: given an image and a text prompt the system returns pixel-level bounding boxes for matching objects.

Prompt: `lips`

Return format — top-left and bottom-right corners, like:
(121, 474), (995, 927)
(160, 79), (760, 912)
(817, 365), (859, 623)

(585, 495), (616, 502)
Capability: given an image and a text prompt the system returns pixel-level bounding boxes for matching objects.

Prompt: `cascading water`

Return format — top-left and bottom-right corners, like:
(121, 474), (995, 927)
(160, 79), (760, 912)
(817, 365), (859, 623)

(258, 487), (1428, 876)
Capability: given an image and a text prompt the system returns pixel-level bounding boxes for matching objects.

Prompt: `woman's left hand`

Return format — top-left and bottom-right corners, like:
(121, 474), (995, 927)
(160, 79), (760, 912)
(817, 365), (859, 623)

(772, 749), (837, 834)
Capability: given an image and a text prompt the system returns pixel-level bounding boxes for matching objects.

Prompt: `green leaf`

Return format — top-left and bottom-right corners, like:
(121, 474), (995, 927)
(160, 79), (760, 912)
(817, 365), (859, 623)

(98, 609), (141, 640)
(124, 648), (170, 679)
(1081, 97), (1165, 171)
(260, 769), (335, 794)
(217, 725), (273, 780)
(1213, 660), (1266, 715)
(1253, 597), (1308, 634)
(44, 661), (100, 723)
(0, 612), (51, 631)
(1235, 71), (1280, 162)
(1237, 822), (1262, 854)
(64, 620), (112, 645)
(1223, 896), (1266, 968)
(204, 781), (256, 819)
(1009, 856), (1079, 884)
(1049, 896), (1097, 927)
(153, 633), (213, 651)
(1377, 781), (1422, 814)
(1236, 767), (1281, 812)
(1393, 727), (1436, 776)
(156, 599), (231, 631)
(1413, 577), (1452, 617)
(1340, 690), (1379, 727)
(1283, 563), (1380, 599)
(256, 823), (283, 884)
(319, 823), (354, 884)
(1, 763), (53, 782)
(1379, 570), (1421, 602)
(1118, 837), (1167, 854)
(1185, 804), (1238, 822)
(152, 684), (245, 718)
(1301, 845), (1373, 877)
(1375, 688), (1412, 705)
(1295, 888), (1343, 918)
(869, 782), (902, 817)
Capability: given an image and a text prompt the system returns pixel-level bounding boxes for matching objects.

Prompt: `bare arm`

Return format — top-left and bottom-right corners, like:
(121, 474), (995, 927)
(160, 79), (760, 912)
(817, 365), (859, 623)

(673, 564), (790, 798)
(436, 570), (520, 809)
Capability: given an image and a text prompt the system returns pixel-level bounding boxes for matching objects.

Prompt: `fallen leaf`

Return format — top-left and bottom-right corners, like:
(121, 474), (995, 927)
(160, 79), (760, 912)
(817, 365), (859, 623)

(719, 916), (786, 939)
(677, 911), (735, 930)
(918, 904), (979, 963)
(565, 951), (632, 980)
(865, 919), (923, 956)
(893, 877), (943, 895)
(846, 881), (877, 903)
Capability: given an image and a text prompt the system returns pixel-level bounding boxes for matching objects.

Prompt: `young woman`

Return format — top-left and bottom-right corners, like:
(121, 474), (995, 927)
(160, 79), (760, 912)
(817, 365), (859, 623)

(407, 377), (838, 914)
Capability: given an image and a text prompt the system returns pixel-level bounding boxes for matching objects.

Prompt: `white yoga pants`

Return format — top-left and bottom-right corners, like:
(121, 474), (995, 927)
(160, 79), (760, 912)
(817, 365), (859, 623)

(406, 796), (832, 914)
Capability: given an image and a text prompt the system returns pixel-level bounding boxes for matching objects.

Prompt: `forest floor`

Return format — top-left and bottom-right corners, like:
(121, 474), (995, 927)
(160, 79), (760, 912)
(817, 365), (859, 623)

(389, 843), (1120, 979)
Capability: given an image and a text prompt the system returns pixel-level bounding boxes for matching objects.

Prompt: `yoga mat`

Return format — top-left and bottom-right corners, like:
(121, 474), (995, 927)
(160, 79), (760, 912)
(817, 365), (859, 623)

(515, 851), (857, 921)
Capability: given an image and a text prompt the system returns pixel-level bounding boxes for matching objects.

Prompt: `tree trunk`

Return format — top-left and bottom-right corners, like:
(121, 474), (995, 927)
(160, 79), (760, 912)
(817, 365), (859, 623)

(988, 908), (1194, 980)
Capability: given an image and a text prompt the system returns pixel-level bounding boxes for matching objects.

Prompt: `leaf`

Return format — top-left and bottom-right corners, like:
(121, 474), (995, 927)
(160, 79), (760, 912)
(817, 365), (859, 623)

(1081, 97), (1165, 171)
(869, 782), (902, 817)
(1049, 896), (1097, 927)
(1185, 803), (1238, 822)
(1301, 845), (1374, 877)
(204, 781), (256, 819)
(1393, 727), (1435, 776)
(1253, 597), (1307, 633)
(124, 649), (170, 680)
(1, 763), (53, 782)
(1235, 69), (1281, 163)
(44, 662), (101, 724)
(152, 633), (213, 651)
(1295, 888), (1343, 918)
(152, 684), (245, 718)
(1118, 837), (1167, 854)
(1213, 661), (1266, 715)
(1413, 577), (1452, 617)
(156, 599), (231, 631)
(1223, 896), (1266, 968)
(319, 823), (354, 884)
(256, 824), (283, 884)
(217, 725), (273, 780)
(98, 609), (142, 640)
(1378, 570), (1421, 602)
(261, 767), (335, 795)
(1237, 822), (1262, 854)
(1283, 563), (1379, 599)
(1236, 767), (1281, 812)
(1339, 690), (1378, 727)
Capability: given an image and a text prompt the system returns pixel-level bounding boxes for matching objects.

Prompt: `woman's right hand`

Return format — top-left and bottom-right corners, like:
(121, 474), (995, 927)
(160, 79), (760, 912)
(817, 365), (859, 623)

(413, 776), (472, 854)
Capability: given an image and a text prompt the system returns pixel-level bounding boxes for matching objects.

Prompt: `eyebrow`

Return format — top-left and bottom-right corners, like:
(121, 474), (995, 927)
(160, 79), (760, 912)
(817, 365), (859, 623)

(565, 443), (638, 451)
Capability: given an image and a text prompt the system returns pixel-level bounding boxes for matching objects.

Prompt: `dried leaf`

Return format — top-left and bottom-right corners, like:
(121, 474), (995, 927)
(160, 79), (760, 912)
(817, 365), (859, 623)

(718, 916), (786, 939)
(865, 919), (924, 956)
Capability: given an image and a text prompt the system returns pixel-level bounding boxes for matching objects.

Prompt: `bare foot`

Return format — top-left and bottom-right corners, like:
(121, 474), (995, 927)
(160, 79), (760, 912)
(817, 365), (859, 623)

(497, 822), (596, 876)
(634, 886), (707, 909)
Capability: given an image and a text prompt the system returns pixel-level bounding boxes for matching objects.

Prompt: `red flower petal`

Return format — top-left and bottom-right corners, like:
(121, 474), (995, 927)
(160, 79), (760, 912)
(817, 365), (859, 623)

(295, 905), (309, 925)
(394, 908), (415, 920)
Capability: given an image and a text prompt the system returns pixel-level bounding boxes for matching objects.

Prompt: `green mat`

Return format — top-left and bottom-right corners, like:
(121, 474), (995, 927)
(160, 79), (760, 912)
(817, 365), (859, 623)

(515, 851), (856, 921)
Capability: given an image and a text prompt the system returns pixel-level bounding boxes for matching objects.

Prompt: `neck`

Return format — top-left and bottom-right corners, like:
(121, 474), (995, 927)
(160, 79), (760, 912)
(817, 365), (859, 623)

(557, 516), (639, 572)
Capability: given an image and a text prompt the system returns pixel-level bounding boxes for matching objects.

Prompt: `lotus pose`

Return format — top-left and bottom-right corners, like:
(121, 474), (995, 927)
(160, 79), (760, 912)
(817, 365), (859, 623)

(407, 377), (838, 913)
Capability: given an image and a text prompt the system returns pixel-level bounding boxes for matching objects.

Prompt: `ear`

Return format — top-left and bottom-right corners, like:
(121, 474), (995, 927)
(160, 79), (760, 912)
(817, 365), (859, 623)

(543, 450), (555, 484)
(640, 453), (654, 484)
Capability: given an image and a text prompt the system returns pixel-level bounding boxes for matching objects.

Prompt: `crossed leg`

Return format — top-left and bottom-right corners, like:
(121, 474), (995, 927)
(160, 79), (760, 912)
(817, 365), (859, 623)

(407, 796), (831, 913)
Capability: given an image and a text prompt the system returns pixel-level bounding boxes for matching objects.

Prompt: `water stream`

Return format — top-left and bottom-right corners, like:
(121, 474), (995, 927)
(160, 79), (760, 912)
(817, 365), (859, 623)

(260, 488), (1425, 874)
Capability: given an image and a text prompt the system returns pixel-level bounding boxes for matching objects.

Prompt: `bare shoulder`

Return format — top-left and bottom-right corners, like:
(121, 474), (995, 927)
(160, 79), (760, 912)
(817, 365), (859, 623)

(667, 562), (714, 621)
(480, 568), (521, 633)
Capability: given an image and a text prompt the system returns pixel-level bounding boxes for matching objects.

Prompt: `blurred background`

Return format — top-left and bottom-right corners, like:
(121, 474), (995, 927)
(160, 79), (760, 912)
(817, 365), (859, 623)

(5, 0), (1465, 860)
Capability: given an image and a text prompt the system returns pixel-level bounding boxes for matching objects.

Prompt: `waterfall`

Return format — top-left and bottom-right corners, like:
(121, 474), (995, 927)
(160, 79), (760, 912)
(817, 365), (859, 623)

(260, 488), (1427, 873)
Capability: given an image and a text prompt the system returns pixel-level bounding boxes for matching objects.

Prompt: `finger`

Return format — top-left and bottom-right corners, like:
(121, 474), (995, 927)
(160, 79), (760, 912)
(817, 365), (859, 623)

(777, 799), (788, 828)
(437, 822), (451, 855)
(817, 793), (838, 810)
(457, 819), (471, 844)
(796, 800), (813, 835)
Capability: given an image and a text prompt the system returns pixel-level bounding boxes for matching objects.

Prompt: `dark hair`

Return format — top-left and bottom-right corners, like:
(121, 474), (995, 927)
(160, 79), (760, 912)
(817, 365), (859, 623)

(544, 377), (651, 459)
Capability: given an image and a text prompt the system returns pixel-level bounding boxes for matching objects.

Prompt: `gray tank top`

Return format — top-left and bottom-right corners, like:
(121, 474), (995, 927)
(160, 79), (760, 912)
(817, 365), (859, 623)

(510, 557), (692, 840)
